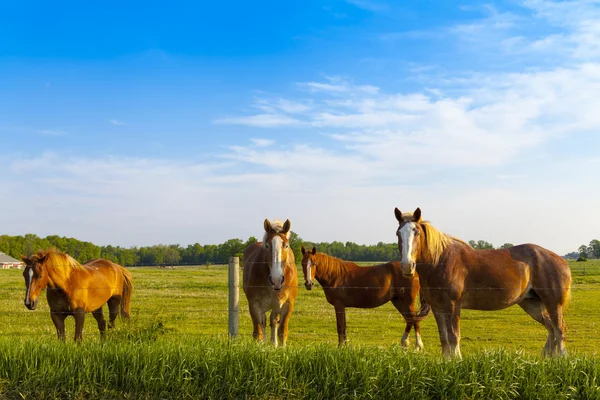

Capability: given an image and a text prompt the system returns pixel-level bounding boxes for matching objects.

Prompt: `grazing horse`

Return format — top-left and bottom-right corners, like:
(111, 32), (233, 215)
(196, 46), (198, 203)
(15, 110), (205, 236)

(243, 219), (298, 347)
(301, 246), (430, 348)
(394, 207), (572, 358)
(21, 249), (133, 342)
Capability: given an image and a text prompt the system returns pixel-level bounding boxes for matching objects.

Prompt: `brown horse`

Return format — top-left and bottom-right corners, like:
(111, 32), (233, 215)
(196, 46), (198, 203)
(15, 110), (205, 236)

(243, 219), (298, 347)
(301, 246), (430, 348)
(21, 249), (133, 342)
(394, 207), (572, 358)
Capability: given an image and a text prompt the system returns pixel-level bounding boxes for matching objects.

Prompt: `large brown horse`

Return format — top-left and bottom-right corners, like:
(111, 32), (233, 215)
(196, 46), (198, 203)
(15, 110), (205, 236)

(394, 207), (572, 358)
(21, 249), (133, 342)
(301, 246), (429, 348)
(243, 219), (298, 347)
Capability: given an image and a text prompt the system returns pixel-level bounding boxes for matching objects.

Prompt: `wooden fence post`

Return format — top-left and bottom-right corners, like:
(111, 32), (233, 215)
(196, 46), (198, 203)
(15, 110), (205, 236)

(228, 256), (240, 338)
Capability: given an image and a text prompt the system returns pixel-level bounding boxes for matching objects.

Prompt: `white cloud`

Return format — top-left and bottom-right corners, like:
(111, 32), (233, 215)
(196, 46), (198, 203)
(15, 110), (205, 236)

(109, 119), (126, 126)
(38, 129), (66, 136)
(250, 138), (275, 147)
(214, 114), (303, 127)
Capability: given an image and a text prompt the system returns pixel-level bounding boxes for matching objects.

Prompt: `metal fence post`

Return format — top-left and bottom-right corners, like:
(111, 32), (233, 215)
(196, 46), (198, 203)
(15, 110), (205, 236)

(228, 256), (240, 338)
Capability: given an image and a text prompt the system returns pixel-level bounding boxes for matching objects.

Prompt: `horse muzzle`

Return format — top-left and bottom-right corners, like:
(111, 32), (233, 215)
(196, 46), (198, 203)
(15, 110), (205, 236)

(304, 281), (313, 290)
(24, 299), (38, 310)
(400, 262), (416, 277)
(269, 275), (285, 291)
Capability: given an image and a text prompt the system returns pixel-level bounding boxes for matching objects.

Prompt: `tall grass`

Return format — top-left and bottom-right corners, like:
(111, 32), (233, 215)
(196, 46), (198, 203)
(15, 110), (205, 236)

(1, 337), (599, 399)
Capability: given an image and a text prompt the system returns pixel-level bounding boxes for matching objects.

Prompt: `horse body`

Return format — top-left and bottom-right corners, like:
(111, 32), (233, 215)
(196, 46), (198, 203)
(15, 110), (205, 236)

(394, 207), (571, 358)
(301, 247), (429, 348)
(243, 219), (298, 347)
(21, 249), (133, 342)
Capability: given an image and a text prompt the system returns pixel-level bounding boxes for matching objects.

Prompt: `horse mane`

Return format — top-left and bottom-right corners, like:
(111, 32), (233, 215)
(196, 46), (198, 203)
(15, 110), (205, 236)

(32, 248), (85, 281)
(420, 221), (469, 266)
(262, 220), (291, 242)
(313, 252), (354, 276)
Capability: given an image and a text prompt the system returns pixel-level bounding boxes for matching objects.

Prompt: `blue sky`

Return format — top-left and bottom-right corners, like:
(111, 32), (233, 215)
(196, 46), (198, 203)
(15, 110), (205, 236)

(1, 0), (599, 254)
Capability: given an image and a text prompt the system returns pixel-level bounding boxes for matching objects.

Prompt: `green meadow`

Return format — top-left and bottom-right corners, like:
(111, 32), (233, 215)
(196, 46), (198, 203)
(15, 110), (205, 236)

(1, 259), (600, 399)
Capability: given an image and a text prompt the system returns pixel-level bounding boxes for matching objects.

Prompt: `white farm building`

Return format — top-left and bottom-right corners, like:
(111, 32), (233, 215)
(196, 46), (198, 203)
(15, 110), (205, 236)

(0, 252), (24, 269)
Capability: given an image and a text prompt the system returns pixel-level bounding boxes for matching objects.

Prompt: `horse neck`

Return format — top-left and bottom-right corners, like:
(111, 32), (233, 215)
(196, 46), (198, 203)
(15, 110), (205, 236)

(44, 259), (79, 293)
(313, 253), (355, 285)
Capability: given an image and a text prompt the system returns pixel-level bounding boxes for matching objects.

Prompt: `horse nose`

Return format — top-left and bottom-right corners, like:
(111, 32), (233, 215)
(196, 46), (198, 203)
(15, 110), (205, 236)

(305, 282), (313, 290)
(400, 262), (416, 276)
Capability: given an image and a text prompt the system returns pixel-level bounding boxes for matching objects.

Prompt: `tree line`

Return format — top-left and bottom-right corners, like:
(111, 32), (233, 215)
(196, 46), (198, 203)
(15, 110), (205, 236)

(0, 233), (596, 267)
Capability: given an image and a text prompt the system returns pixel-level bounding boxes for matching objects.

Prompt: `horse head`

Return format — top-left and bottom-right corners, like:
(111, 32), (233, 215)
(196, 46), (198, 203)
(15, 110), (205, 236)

(20, 252), (50, 310)
(394, 207), (423, 276)
(263, 218), (292, 291)
(300, 246), (317, 290)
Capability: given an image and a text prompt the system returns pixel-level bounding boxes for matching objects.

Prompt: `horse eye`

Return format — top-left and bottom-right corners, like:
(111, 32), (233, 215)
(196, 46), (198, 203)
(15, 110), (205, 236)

(284, 243), (289, 249)
(414, 230), (420, 236)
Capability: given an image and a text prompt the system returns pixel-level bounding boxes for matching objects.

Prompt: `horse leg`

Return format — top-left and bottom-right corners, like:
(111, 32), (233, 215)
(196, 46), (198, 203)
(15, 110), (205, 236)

(270, 310), (280, 347)
(249, 306), (266, 343)
(413, 321), (424, 351)
(73, 308), (86, 343)
(334, 303), (347, 346)
(50, 310), (67, 341)
(449, 303), (462, 359)
(107, 297), (121, 329)
(433, 308), (452, 358)
(391, 298), (412, 349)
(518, 298), (555, 357)
(278, 300), (294, 348)
(548, 303), (567, 356)
(92, 307), (107, 338)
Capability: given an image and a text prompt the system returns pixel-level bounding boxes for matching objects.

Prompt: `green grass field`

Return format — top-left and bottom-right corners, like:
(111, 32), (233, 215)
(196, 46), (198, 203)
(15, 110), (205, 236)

(1, 259), (600, 398)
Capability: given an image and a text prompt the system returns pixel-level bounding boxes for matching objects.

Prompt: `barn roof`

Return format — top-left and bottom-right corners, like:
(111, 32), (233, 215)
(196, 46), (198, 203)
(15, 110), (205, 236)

(0, 252), (23, 264)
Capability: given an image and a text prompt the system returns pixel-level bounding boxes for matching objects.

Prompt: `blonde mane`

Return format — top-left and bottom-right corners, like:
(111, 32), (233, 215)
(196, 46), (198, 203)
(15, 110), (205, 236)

(32, 249), (86, 281)
(420, 222), (468, 266)
(263, 219), (291, 242)
(400, 210), (467, 266)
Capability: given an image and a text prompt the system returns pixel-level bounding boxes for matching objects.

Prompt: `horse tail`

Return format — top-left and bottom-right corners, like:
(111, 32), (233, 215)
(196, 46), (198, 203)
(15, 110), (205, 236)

(412, 288), (431, 323)
(119, 267), (134, 319)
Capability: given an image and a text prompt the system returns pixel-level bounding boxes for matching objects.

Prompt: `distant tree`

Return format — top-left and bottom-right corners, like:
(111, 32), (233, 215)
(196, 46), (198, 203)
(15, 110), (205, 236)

(469, 240), (494, 250)
(578, 245), (590, 259)
(500, 243), (514, 249)
(589, 239), (600, 259)
(564, 251), (580, 260)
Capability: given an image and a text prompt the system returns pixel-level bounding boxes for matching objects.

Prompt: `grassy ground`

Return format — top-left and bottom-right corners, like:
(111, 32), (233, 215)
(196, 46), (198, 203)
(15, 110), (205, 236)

(1, 260), (600, 398)
(1, 339), (600, 399)
(1, 260), (599, 354)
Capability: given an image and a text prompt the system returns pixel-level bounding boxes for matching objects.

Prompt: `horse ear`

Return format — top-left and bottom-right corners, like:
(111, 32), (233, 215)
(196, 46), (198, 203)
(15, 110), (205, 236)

(311, 246), (317, 255)
(301, 246), (306, 255)
(281, 219), (291, 234)
(19, 254), (30, 263)
(264, 219), (272, 233)
(394, 207), (403, 223)
(413, 207), (422, 223)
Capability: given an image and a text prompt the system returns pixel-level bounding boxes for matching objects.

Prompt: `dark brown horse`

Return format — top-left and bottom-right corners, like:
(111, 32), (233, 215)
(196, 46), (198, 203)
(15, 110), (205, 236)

(301, 246), (430, 348)
(394, 207), (572, 358)
(243, 219), (298, 347)
(21, 249), (133, 342)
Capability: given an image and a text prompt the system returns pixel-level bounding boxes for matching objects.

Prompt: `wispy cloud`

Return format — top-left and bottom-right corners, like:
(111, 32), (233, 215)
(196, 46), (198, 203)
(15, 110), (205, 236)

(38, 129), (67, 136)
(345, 0), (389, 12)
(108, 119), (126, 126)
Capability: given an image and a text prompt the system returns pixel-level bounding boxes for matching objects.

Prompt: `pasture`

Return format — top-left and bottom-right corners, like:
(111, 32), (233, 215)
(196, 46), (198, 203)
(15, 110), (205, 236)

(1, 259), (600, 398)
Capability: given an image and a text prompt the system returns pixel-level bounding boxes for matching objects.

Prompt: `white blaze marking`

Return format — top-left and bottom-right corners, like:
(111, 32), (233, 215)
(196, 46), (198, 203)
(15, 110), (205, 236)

(399, 223), (416, 265)
(306, 259), (313, 283)
(25, 269), (33, 305)
(270, 236), (284, 286)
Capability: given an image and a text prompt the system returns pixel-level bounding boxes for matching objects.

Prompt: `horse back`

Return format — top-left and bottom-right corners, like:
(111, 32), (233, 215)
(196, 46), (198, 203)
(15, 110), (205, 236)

(68, 259), (128, 312)
(507, 244), (571, 292)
